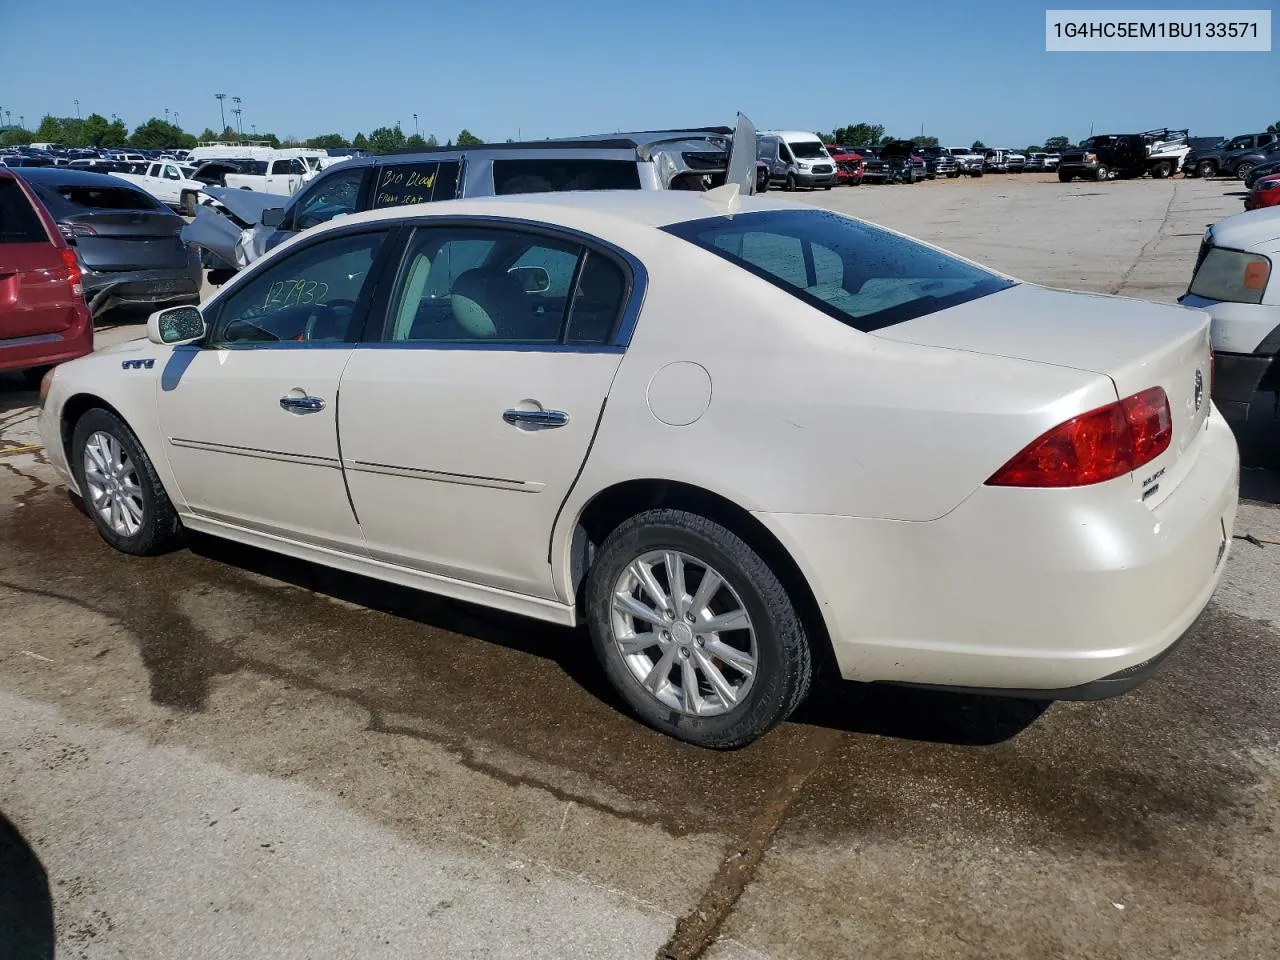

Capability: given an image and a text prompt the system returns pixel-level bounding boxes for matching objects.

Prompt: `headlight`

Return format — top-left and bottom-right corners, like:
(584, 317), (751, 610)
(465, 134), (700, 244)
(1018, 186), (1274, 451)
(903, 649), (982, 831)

(1189, 248), (1271, 304)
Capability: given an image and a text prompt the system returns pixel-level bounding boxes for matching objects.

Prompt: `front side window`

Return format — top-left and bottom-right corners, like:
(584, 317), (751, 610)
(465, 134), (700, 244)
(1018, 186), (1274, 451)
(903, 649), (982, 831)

(383, 226), (626, 346)
(664, 209), (1014, 333)
(209, 231), (386, 346)
(292, 167), (364, 231)
(491, 159), (641, 194)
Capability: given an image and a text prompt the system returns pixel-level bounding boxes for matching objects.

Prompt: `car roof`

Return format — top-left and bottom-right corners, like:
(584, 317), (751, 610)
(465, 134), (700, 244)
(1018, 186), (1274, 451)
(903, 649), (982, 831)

(762, 131), (823, 142)
(300, 189), (805, 238)
(13, 166), (144, 188)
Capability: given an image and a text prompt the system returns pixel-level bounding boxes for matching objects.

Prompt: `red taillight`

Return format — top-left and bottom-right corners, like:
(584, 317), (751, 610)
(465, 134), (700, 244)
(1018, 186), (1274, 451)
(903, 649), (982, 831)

(60, 248), (84, 297)
(987, 387), (1172, 488)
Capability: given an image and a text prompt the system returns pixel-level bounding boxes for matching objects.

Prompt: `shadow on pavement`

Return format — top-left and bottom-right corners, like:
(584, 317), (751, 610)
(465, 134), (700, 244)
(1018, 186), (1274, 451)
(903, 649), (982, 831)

(1229, 391), (1280, 504)
(188, 533), (1048, 748)
(0, 811), (54, 960)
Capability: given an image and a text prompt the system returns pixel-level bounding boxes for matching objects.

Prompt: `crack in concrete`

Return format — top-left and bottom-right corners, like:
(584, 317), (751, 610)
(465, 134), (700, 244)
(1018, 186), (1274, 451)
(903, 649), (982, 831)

(1110, 180), (1180, 296)
(656, 728), (841, 960)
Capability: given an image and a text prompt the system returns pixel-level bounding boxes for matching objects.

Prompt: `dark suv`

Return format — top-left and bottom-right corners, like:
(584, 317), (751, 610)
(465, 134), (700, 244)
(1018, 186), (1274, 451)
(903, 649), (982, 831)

(186, 129), (747, 273)
(1182, 132), (1279, 179)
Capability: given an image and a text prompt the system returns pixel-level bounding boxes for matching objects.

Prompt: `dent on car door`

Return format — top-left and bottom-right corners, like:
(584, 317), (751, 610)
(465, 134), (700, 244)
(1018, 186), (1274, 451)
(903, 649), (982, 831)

(337, 223), (635, 598)
(156, 228), (391, 551)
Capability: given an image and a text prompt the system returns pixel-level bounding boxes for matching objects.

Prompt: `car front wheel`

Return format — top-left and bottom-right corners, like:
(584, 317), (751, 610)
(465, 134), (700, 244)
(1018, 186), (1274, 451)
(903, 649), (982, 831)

(585, 508), (813, 749)
(71, 408), (184, 556)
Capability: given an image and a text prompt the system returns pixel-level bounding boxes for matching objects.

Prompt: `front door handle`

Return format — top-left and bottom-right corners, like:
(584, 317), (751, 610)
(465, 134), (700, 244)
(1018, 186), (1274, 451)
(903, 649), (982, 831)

(503, 408), (569, 429)
(279, 395), (326, 413)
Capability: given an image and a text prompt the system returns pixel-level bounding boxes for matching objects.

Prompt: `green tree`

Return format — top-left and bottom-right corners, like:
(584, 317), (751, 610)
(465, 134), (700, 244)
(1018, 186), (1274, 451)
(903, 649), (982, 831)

(1044, 135), (1071, 152)
(404, 134), (428, 150)
(352, 132), (369, 150)
(971, 139), (987, 151)
(306, 133), (349, 149)
(198, 127), (219, 142)
(424, 134), (438, 148)
(1, 128), (34, 146)
(130, 118), (194, 149)
(911, 135), (939, 147)
(1268, 120), (1279, 134)
(1025, 144), (1042, 155)
(827, 122), (884, 146)
(456, 129), (483, 146)
(35, 115), (65, 143)
(103, 119), (129, 148)
(367, 125), (406, 154)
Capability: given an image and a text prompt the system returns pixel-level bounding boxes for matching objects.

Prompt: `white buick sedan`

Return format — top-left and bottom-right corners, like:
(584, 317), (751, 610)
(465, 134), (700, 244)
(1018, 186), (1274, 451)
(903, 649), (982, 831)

(38, 191), (1239, 748)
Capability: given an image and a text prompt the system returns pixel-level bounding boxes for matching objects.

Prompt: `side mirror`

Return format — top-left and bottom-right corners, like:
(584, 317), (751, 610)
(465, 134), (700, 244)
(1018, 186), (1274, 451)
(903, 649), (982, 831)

(508, 265), (550, 294)
(148, 305), (206, 346)
(260, 207), (285, 227)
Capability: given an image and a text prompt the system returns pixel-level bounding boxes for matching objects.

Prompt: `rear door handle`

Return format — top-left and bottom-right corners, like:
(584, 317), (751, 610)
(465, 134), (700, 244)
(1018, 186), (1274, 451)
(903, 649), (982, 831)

(503, 408), (569, 428)
(279, 395), (326, 413)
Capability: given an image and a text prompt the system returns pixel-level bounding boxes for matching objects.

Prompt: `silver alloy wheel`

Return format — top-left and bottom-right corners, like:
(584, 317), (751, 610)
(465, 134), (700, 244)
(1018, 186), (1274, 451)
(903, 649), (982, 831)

(83, 430), (144, 538)
(610, 550), (758, 717)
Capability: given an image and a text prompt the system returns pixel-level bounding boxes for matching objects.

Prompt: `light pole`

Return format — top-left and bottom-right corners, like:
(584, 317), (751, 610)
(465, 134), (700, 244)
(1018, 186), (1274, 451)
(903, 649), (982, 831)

(74, 99), (80, 119)
(20, 115), (25, 130)
(413, 113), (419, 137)
(164, 107), (170, 122)
(251, 123), (257, 136)
(173, 111), (179, 127)
(232, 96), (242, 136)
(215, 93), (227, 135)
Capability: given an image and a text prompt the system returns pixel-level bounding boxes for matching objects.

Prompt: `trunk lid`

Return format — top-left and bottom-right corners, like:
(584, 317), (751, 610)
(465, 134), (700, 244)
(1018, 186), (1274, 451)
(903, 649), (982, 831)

(65, 210), (187, 271)
(875, 283), (1215, 502)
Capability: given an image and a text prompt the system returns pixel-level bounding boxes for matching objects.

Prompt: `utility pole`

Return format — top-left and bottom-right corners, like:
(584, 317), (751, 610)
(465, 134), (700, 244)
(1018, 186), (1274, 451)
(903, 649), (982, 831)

(74, 99), (80, 119)
(215, 93), (227, 135)
(252, 123), (257, 136)
(232, 97), (242, 136)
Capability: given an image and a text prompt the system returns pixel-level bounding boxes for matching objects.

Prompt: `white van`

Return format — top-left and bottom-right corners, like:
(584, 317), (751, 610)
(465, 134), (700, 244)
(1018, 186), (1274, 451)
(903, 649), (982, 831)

(757, 131), (837, 190)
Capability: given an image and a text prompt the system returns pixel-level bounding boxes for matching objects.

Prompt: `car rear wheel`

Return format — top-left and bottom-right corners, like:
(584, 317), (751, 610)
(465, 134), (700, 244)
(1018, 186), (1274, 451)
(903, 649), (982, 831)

(784, 173), (796, 192)
(71, 408), (184, 556)
(585, 508), (813, 749)
(1236, 162), (1256, 181)
(1151, 161), (1172, 179)
(1058, 170), (1073, 182)
(1196, 160), (1217, 178)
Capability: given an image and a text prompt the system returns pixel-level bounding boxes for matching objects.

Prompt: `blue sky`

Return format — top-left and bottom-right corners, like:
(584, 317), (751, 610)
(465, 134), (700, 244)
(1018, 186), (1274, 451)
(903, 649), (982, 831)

(1, 0), (1275, 145)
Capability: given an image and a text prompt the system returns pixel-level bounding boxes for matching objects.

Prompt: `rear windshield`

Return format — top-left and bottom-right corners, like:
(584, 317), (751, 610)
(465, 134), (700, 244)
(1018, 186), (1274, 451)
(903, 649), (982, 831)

(662, 209), (1014, 333)
(36, 183), (161, 211)
(0, 179), (47, 243)
(789, 141), (827, 159)
(491, 159), (641, 194)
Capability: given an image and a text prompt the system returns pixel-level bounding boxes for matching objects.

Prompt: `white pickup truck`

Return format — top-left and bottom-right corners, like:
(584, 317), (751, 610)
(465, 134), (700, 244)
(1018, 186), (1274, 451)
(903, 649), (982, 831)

(223, 157), (310, 197)
(115, 160), (208, 215)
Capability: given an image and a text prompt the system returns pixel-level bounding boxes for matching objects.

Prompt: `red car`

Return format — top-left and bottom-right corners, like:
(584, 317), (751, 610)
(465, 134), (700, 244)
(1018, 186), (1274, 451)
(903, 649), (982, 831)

(0, 168), (93, 381)
(826, 146), (865, 185)
(1244, 173), (1280, 211)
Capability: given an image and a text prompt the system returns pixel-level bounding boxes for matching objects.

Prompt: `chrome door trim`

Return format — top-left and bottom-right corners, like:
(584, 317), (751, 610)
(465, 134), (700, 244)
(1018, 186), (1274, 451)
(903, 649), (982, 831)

(342, 459), (544, 492)
(169, 437), (342, 469)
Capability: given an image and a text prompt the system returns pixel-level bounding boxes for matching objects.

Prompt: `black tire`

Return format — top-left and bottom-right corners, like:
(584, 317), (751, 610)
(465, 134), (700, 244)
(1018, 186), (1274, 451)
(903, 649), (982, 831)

(1094, 164), (1109, 182)
(823, 185), (831, 190)
(1196, 160), (1216, 179)
(1058, 170), (1073, 182)
(1236, 162), (1255, 181)
(1151, 161), (1172, 179)
(970, 169), (983, 177)
(70, 408), (184, 556)
(947, 171), (959, 179)
(180, 191), (198, 216)
(584, 508), (813, 749)
(784, 173), (796, 192)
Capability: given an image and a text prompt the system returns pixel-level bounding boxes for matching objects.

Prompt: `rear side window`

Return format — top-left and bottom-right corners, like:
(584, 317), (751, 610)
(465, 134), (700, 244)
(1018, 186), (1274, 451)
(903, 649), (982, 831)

(491, 159), (641, 195)
(663, 209), (1014, 332)
(0, 179), (47, 243)
(38, 183), (161, 211)
(371, 161), (451, 209)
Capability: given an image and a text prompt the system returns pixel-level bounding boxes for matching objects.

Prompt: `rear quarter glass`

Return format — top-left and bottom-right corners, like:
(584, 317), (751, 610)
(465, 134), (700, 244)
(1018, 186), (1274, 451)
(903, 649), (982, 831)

(0, 179), (49, 243)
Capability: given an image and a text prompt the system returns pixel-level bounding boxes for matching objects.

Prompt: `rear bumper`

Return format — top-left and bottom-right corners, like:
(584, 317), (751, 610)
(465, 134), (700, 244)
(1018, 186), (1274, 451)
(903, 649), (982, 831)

(0, 322), (94, 374)
(81, 259), (202, 317)
(757, 411), (1239, 697)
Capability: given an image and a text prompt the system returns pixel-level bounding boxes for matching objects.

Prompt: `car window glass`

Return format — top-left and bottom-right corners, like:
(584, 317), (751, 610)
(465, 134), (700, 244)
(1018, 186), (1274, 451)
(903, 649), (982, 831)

(36, 184), (160, 211)
(433, 161), (460, 200)
(565, 251), (626, 344)
(492, 159), (641, 194)
(294, 167), (363, 231)
(668, 210), (1013, 333)
(385, 227), (588, 344)
(0, 179), (47, 243)
(371, 161), (442, 209)
(210, 231), (384, 347)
